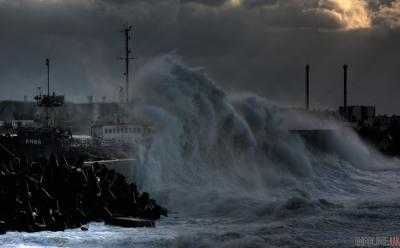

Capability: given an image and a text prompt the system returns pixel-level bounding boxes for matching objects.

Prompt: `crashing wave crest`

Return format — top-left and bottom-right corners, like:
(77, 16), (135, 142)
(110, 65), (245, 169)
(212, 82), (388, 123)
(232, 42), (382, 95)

(127, 55), (396, 217)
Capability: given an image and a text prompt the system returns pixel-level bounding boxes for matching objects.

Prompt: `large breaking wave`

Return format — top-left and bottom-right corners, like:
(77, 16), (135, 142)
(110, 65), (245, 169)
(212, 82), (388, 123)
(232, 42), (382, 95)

(126, 55), (398, 221)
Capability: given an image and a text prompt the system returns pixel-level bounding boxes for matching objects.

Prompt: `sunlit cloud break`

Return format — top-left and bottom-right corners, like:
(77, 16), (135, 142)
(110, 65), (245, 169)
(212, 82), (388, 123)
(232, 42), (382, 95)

(318, 0), (372, 30)
(203, 0), (373, 30)
(230, 0), (242, 7)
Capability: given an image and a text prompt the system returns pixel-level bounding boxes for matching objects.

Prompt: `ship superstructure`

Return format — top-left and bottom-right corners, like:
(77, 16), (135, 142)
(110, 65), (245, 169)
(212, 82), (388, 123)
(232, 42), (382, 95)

(88, 25), (154, 156)
(0, 59), (72, 160)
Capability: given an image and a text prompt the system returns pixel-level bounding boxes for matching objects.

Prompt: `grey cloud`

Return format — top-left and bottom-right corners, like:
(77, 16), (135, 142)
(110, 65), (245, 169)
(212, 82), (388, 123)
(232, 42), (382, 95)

(180, 0), (229, 6)
(180, 0), (278, 8)
(0, 0), (399, 114)
(375, 0), (400, 28)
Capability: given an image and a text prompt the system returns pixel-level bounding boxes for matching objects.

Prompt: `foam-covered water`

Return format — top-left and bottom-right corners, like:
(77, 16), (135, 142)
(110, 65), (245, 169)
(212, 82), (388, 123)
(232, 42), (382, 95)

(2, 56), (400, 247)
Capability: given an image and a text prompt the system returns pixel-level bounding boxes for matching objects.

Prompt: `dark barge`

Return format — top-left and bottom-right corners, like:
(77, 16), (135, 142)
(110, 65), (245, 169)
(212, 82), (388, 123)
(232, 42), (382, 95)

(0, 125), (167, 234)
(0, 59), (167, 234)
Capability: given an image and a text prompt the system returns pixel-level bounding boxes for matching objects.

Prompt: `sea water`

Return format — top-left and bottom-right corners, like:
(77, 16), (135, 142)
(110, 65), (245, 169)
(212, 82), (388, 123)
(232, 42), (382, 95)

(2, 56), (400, 247)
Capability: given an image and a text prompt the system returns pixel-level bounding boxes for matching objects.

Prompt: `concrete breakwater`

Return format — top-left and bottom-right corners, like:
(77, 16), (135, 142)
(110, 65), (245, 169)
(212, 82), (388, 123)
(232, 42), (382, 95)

(0, 155), (167, 234)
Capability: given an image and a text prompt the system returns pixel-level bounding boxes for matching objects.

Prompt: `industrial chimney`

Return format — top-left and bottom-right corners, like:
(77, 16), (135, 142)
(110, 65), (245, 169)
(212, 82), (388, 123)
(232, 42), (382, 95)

(305, 64), (310, 110)
(342, 64), (348, 120)
(343, 64), (348, 109)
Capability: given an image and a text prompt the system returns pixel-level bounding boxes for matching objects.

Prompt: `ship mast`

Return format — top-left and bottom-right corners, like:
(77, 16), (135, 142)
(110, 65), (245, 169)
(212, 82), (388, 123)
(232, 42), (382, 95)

(46, 59), (50, 97)
(120, 26), (135, 104)
(34, 58), (65, 127)
(46, 58), (50, 126)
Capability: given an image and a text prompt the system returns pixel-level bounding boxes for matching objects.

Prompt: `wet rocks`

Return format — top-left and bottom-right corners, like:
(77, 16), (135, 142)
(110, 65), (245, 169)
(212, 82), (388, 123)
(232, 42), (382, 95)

(0, 155), (167, 234)
(80, 225), (89, 231)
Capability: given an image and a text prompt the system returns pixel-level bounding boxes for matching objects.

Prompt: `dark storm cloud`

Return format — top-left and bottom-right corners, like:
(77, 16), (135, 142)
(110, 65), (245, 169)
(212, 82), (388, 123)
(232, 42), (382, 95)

(241, 0), (279, 8)
(180, 0), (229, 6)
(0, 0), (399, 113)
(179, 0), (278, 8)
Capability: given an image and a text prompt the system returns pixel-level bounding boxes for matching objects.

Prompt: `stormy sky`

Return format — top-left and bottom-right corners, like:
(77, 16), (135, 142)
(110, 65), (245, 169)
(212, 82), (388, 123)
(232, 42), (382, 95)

(0, 0), (399, 113)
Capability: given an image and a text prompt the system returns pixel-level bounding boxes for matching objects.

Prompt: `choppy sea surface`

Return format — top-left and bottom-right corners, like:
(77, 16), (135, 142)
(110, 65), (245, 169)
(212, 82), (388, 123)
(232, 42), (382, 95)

(2, 167), (400, 248)
(3, 192), (400, 247)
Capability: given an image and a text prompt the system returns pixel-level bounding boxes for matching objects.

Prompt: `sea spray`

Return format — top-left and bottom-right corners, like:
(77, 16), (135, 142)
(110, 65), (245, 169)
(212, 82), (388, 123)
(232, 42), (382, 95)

(126, 55), (397, 218)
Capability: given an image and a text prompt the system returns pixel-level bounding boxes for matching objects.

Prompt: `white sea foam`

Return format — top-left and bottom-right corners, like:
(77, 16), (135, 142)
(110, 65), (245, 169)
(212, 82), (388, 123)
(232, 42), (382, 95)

(127, 55), (399, 217)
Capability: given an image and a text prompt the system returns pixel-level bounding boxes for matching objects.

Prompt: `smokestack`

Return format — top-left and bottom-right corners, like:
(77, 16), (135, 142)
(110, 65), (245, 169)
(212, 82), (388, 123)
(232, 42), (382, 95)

(305, 64), (310, 110)
(343, 64), (348, 109)
(342, 64), (349, 120)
